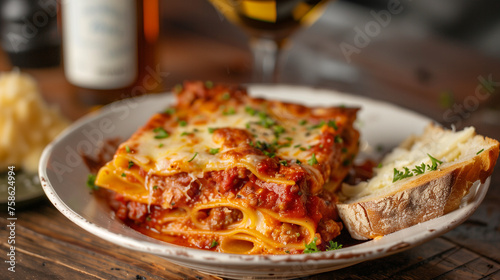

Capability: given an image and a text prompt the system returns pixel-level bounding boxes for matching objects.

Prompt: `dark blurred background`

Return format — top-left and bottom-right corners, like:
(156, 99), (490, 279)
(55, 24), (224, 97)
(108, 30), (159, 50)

(1, 0), (499, 135)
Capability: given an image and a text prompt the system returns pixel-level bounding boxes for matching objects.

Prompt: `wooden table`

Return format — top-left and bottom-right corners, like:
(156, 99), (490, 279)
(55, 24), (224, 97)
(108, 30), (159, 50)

(1, 3), (500, 279)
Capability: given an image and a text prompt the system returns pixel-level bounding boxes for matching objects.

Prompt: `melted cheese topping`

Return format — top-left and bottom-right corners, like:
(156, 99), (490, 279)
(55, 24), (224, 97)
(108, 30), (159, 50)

(119, 104), (324, 185)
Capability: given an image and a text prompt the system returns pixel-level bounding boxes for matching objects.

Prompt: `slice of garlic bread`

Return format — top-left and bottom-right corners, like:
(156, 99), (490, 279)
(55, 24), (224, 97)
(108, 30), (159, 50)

(337, 124), (499, 240)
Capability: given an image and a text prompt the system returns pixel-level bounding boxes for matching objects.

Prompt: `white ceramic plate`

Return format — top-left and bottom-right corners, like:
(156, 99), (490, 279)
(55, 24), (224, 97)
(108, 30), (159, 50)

(39, 85), (489, 280)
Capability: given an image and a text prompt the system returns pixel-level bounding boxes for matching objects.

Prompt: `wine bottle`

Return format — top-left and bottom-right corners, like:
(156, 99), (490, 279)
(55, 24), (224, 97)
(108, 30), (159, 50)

(61, 0), (160, 105)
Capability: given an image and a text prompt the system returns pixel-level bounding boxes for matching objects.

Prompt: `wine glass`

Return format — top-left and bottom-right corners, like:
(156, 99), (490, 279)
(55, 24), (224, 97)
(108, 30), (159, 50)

(208, 0), (330, 83)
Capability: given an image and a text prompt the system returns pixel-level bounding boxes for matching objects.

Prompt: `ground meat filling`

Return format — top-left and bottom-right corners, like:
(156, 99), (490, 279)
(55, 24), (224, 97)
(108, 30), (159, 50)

(197, 207), (244, 230)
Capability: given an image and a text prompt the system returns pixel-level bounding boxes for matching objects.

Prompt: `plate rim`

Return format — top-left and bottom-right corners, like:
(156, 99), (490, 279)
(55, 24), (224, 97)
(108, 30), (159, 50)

(38, 84), (489, 269)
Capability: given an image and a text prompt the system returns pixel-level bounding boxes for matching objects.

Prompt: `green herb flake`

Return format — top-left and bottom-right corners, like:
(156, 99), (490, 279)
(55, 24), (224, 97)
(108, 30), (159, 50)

(412, 162), (426, 175)
(121, 172), (126, 177)
(210, 240), (218, 248)
(377, 163), (383, 168)
(335, 135), (343, 143)
(146, 216), (152, 221)
(128, 160), (134, 169)
(86, 174), (98, 190)
(153, 185), (158, 190)
(158, 143), (164, 148)
(279, 160), (288, 166)
(476, 149), (484, 155)
(208, 127), (216, 134)
(205, 80), (214, 89)
(393, 154), (444, 183)
(223, 107), (236, 115)
(303, 237), (320, 253)
(427, 154), (443, 170)
(187, 152), (198, 162)
(245, 106), (257, 116)
(209, 148), (220, 155)
(308, 153), (318, 165)
(153, 127), (169, 139)
(179, 120), (187, 127)
(392, 167), (413, 183)
(125, 145), (131, 153)
(221, 92), (230, 100)
(299, 119), (307, 126)
(164, 107), (176, 115)
(309, 120), (325, 130)
(328, 120), (338, 130)
(326, 241), (343, 251)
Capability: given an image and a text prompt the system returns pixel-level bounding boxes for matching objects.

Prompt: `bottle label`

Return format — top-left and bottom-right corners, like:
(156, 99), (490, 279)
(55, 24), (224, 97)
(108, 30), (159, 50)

(62, 0), (137, 90)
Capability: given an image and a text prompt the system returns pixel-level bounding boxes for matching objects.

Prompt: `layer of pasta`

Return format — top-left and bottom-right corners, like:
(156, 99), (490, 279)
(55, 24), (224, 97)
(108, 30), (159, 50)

(95, 81), (360, 254)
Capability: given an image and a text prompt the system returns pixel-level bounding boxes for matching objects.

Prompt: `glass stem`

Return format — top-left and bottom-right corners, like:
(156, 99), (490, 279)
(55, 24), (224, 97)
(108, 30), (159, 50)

(250, 37), (281, 83)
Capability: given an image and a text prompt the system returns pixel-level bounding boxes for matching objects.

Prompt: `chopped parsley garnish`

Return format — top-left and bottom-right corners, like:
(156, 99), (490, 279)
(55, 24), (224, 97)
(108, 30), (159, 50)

(377, 163), (383, 168)
(327, 120), (338, 130)
(210, 240), (218, 248)
(153, 127), (169, 139)
(295, 159), (302, 164)
(427, 154), (443, 170)
(125, 145), (131, 153)
(158, 143), (164, 148)
(309, 120), (325, 130)
(335, 135), (343, 143)
(308, 153), (318, 165)
(205, 80), (214, 89)
(146, 216), (152, 221)
(299, 119), (307, 125)
(208, 127), (216, 133)
(180, 131), (191, 137)
(221, 92), (230, 100)
(412, 163), (426, 175)
(279, 160), (288, 166)
(164, 107), (176, 115)
(250, 141), (274, 156)
(121, 172), (126, 177)
(223, 107), (236, 115)
(326, 241), (343, 251)
(179, 120), (187, 127)
(86, 174), (98, 190)
(187, 152), (198, 162)
(476, 149), (484, 155)
(245, 106), (257, 116)
(393, 167), (413, 182)
(303, 237), (319, 253)
(209, 148), (220, 155)
(393, 154), (444, 183)
(258, 112), (276, 128)
(153, 185), (158, 190)
(341, 147), (348, 153)
(128, 160), (134, 169)
(294, 144), (302, 148)
(273, 125), (285, 137)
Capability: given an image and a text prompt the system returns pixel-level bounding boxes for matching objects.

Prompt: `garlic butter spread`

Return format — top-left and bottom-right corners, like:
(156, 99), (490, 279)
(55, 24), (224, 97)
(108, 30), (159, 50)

(0, 71), (69, 173)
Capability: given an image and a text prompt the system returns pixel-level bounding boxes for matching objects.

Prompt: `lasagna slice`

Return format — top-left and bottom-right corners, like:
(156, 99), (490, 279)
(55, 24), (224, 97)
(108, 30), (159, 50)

(95, 81), (359, 254)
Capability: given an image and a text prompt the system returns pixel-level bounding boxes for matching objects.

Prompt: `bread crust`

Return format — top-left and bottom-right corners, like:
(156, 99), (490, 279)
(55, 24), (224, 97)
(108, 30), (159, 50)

(337, 135), (499, 240)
